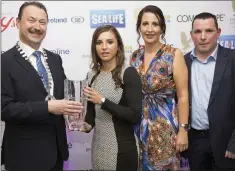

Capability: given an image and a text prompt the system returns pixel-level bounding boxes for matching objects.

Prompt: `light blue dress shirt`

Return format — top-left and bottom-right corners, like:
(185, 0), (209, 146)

(190, 44), (218, 130)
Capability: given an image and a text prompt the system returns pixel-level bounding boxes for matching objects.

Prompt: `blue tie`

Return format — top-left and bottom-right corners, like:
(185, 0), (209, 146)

(33, 51), (48, 89)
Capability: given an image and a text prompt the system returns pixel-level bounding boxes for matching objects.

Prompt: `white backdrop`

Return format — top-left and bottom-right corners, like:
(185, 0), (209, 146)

(1, 1), (235, 170)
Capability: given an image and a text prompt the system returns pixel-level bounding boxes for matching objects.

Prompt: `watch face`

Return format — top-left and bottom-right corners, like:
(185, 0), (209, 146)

(181, 124), (190, 130)
(185, 124), (190, 130)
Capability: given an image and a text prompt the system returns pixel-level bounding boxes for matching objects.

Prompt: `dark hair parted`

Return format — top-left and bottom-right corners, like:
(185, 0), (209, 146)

(91, 24), (125, 88)
(136, 5), (166, 48)
(192, 12), (218, 30)
(18, 1), (48, 21)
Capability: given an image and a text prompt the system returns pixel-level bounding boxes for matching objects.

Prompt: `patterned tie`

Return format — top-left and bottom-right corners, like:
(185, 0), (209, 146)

(33, 51), (48, 89)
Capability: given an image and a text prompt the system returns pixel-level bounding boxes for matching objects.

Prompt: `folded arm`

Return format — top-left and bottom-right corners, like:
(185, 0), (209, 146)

(101, 67), (142, 124)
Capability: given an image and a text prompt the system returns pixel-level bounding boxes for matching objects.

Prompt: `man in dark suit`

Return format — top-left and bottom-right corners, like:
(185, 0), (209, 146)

(184, 12), (235, 170)
(1, 1), (83, 171)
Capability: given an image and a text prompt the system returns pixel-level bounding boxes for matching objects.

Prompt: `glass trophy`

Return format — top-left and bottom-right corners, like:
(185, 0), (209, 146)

(64, 78), (88, 131)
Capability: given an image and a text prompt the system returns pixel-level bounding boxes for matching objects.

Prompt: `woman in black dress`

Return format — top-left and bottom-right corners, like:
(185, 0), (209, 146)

(80, 24), (142, 171)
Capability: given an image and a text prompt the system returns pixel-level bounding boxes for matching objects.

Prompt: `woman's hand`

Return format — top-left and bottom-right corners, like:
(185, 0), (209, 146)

(175, 128), (188, 152)
(83, 86), (103, 105)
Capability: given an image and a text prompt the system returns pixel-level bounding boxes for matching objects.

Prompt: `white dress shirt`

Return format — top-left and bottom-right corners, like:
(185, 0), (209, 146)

(189, 44), (218, 130)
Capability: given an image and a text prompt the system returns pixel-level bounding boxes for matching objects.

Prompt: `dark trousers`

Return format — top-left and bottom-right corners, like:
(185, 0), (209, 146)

(49, 151), (64, 171)
(116, 147), (138, 171)
(4, 154), (63, 171)
(188, 128), (217, 170)
(188, 128), (235, 171)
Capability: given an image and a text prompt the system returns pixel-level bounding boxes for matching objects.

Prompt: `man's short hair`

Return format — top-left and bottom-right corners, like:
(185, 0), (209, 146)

(192, 12), (218, 30)
(18, 1), (48, 20)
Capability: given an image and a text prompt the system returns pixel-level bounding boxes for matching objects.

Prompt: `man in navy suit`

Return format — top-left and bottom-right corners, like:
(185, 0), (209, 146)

(184, 12), (235, 170)
(1, 1), (83, 171)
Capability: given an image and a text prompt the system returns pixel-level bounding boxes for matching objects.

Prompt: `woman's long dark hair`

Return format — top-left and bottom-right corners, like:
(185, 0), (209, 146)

(90, 25), (125, 88)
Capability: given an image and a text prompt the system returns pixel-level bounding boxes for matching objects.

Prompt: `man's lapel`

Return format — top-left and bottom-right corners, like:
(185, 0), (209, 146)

(208, 45), (229, 108)
(13, 46), (47, 95)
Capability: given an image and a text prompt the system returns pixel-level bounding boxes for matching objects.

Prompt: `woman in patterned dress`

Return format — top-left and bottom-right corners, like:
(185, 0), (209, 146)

(130, 5), (189, 170)
(80, 25), (142, 170)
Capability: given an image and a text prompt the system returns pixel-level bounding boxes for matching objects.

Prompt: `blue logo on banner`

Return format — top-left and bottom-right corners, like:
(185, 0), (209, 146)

(90, 10), (125, 28)
(218, 35), (235, 49)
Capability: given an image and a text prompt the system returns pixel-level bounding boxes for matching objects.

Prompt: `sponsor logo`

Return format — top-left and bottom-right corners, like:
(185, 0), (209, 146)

(2, 49), (71, 55)
(1, 16), (16, 32)
(71, 16), (84, 23)
(177, 14), (225, 22)
(50, 48), (71, 55)
(125, 45), (133, 54)
(230, 1), (235, 27)
(82, 54), (91, 58)
(48, 18), (68, 23)
(124, 45), (133, 59)
(216, 14), (225, 21)
(180, 31), (194, 55)
(68, 142), (72, 149)
(67, 142), (91, 151)
(48, 16), (85, 24)
(232, 0), (235, 13)
(164, 15), (171, 23)
(90, 10), (125, 28)
(86, 147), (91, 152)
(218, 35), (235, 49)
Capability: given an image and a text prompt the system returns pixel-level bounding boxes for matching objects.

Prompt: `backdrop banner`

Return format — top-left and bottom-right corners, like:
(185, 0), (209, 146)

(1, 1), (235, 170)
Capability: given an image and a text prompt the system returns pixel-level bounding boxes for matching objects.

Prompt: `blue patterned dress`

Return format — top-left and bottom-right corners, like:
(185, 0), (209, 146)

(131, 45), (181, 170)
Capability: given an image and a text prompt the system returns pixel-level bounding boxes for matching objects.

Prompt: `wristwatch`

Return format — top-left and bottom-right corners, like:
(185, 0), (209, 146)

(179, 124), (190, 131)
(101, 97), (106, 106)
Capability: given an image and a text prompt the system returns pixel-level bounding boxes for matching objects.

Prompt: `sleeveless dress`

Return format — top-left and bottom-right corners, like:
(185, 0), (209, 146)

(85, 65), (141, 170)
(131, 44), (181, 170)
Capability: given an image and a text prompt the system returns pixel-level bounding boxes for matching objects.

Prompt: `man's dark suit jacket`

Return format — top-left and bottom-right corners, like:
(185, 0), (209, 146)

(185, 44), (235, 169)
(1, 46), (69, 171)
